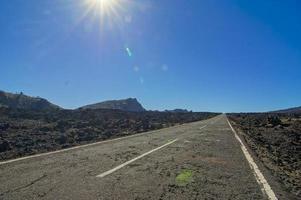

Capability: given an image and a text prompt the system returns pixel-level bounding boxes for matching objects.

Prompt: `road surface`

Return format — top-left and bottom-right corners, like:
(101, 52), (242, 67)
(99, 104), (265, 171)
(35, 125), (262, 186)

(0, 115), (276, 199)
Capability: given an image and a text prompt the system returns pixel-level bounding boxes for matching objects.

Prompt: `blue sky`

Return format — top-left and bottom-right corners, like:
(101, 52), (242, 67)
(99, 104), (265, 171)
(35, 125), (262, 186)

(0, 0), (300, 112)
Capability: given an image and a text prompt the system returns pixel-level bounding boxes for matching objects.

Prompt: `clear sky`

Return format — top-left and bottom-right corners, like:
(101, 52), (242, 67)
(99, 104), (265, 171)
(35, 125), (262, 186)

(0, 0), (300, 112)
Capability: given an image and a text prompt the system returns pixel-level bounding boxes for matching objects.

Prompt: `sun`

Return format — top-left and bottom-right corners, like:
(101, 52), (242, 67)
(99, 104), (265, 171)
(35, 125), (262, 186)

(81, 0), (124, 27)
(85, 0), (121, 16)
(79, 0), (131, 33)
(94, 0), (111, 8)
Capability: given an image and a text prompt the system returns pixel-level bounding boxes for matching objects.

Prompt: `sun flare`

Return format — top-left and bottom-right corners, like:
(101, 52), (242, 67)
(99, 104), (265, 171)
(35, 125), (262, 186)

(81, 0), (126, 29)
(85, 0), (121, 17)
(94, 0), (111, 8)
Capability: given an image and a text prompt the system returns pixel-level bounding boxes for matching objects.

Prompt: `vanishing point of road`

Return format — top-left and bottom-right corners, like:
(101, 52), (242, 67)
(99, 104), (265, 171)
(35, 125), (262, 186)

(0, 115), (279, 200)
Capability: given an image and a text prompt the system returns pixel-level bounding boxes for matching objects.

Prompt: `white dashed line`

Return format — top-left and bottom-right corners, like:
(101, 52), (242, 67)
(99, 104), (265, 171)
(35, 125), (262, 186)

(199, 125), (207, 130)
(96, 139), (178, 178)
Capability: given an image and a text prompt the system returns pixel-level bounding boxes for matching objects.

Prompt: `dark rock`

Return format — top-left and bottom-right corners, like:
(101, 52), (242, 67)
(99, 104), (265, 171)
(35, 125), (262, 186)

(0, 140), (11, 152)
(0, 123), (9, 131)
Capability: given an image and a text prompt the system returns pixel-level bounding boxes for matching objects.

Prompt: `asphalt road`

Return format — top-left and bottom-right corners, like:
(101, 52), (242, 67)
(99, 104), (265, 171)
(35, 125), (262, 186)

(0, 115), (275, 199)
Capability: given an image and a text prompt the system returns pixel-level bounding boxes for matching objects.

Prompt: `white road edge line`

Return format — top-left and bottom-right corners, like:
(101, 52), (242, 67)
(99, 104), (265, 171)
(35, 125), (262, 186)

(96, 139), (178, 178)
(226, 118), (278, 200)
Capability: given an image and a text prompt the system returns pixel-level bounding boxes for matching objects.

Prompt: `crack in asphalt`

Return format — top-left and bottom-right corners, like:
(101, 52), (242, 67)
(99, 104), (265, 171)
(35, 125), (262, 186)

(0, 174), (47, 196)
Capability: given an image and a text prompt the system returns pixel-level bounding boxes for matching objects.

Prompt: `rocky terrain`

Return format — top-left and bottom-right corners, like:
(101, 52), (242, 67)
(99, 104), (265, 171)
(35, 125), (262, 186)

(79, 98), (146, 112)
(0, 91), (60, 111)
(228, 113), (301, 199)
(0, 107), (218, 161)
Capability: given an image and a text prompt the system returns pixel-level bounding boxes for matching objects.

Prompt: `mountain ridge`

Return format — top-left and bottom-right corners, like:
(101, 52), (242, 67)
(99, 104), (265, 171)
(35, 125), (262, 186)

(0, 90), (60, 111)
(270, 106), (301, 114)
(79, 98), (146, 112)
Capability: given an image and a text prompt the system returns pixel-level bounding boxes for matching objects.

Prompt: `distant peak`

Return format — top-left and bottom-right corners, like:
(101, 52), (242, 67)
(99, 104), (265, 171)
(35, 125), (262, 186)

(79, 97), (146, 112)
(126, 98), (138, 101)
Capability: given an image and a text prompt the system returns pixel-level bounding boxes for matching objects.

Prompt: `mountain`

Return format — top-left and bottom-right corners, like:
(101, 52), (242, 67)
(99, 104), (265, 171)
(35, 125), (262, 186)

(165, 109), (191, 113)
(0, 90), (61, 111)
(271, 106), (301, 114)
(79, 98), (146, 112)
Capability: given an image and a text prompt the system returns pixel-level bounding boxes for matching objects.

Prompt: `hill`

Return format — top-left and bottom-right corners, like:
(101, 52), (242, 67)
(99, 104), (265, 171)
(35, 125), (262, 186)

(271, 106), (301, 114)
(165, 109), (190, 113)
(79, 98), (146, 112)
(0, 90), (60, 111)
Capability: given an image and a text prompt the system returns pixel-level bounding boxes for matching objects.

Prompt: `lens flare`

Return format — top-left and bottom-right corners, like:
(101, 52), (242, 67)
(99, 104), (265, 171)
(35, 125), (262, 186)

(126, 47), (132, 57)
